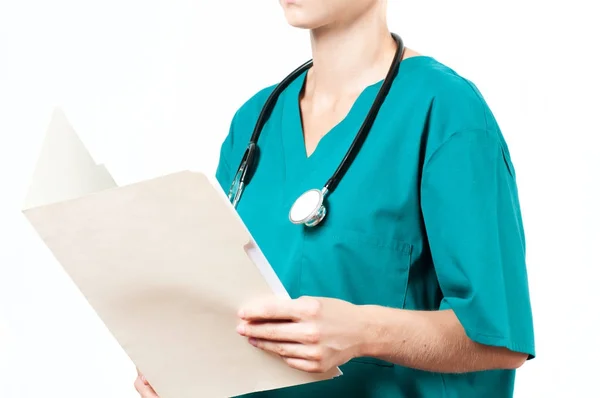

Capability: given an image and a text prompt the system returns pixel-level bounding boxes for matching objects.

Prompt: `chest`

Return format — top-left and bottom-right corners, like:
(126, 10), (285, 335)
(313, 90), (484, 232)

(233, 89), (431, 301)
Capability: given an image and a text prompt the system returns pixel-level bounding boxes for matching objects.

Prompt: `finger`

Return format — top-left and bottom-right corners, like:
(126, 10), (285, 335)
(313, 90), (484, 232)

(136, 368), (149, 385)
(237, 321), (315, 343)
(283, 357), (326, 373)
(249, 338), (322, 360)
(134, 376), (159, 397)
(239, 296), (323, 322)
(238, 297), (301, 321)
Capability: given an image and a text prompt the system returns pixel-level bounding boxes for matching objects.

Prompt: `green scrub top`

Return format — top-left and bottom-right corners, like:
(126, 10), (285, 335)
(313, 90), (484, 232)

(215, 56), (535, 398)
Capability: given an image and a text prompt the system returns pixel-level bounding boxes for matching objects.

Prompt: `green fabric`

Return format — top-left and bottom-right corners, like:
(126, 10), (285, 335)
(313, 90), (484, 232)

(215, 56), (535, 398)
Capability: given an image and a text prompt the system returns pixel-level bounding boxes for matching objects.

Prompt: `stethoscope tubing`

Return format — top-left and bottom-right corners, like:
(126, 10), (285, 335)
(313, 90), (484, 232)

(229, 33), (405, 217)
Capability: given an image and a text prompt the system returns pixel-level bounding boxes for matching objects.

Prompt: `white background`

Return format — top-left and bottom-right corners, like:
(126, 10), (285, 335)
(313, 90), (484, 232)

(0, 0), (598, 397)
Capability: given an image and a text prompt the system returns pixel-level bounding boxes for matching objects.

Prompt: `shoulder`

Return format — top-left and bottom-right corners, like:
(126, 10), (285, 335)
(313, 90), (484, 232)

(406, 56), (497, 130)
(228, 83), (278, 143)
(215, 82), (279, 185)
(396, 56), (505, 160)
(218, 83), (278, 166)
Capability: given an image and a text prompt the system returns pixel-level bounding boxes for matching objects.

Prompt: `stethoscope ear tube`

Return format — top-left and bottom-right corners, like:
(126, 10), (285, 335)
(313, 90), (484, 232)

(228, 142), (258, 208)
(240, 142), (258, 186)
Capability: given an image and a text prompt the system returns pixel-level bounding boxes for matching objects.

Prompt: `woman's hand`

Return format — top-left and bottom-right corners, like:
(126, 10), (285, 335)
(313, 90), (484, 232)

(134, 369), (159, 398)
(237, 296), (368, 373)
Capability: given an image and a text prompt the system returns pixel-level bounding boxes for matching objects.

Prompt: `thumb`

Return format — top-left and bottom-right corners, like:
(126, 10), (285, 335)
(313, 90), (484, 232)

(136, 368), (150, 385)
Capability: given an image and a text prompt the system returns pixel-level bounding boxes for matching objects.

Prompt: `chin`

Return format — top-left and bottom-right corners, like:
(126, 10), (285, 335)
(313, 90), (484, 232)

(286, 19), (322, 30)
(282, 9), (329, 30)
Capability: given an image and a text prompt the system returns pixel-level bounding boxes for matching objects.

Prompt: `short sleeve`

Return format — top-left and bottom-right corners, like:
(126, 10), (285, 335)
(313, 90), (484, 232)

(421, 129), (535, 359)
(215, 116), (237, 194)
(214, 83), (277, 195)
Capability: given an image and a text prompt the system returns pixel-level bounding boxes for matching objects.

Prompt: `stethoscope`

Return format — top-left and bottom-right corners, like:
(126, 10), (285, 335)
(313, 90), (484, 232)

(228, 33), (405, 227)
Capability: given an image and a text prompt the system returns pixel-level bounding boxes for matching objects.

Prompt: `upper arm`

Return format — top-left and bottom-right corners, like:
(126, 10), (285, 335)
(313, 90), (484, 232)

(420, 128), (535, 360)
(215, 84), (278, 194)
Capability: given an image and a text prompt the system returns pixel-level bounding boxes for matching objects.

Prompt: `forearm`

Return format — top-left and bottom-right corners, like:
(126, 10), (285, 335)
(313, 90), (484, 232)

(357, 306), (527, 373)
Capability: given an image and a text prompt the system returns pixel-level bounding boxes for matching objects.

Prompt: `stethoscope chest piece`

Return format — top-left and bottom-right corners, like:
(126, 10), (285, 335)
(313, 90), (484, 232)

(289, 188), (327, 227)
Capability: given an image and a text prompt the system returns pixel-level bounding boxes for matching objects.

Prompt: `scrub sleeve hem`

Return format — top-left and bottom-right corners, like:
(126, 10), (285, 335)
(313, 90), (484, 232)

(464, 327), (536, 360)
(440, 302), (536, 360)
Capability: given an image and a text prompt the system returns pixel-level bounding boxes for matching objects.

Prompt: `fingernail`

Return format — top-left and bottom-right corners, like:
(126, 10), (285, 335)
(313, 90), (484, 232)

(238, 309), (246, 319)
(248, 337), (257, 346)
(236, 323), (246, 335)
(141, 375), (148, 384)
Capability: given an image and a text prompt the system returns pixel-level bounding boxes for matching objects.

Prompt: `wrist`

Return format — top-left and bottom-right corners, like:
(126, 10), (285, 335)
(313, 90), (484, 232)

(354, 304), (387, 358)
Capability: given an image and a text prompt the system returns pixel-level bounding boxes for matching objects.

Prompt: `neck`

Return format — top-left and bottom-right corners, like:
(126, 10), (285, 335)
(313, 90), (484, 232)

(307, 7), (396, 97)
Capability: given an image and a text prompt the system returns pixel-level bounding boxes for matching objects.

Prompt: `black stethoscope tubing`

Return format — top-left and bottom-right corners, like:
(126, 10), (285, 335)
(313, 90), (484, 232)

(229, 33), (405, 211)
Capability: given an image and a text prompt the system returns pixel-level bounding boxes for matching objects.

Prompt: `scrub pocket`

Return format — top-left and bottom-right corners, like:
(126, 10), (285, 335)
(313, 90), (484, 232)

(300, 227), (413, 310)
(300, 228), (412, 368)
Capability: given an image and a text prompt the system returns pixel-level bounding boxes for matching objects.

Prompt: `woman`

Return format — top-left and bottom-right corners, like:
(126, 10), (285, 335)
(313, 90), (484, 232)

(136, 0), (535, 397)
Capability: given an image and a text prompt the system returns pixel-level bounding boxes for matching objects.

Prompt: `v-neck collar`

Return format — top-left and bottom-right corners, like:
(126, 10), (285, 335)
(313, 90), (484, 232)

(281, 70), (383, 186)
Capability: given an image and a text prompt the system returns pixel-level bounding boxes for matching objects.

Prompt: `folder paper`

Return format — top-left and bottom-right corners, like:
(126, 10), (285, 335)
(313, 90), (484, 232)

(21, 108), (341, 397)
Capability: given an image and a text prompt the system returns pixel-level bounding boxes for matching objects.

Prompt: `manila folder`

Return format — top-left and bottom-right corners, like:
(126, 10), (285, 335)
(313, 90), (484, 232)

(22, 108), (340, 398)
